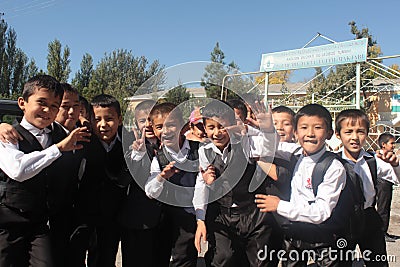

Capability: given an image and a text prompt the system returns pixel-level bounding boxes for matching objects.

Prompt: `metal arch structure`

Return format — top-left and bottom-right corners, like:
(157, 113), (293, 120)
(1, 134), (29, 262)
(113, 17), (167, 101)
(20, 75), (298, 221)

(219, 33), (400, 150)
(220, 33), (400, 112)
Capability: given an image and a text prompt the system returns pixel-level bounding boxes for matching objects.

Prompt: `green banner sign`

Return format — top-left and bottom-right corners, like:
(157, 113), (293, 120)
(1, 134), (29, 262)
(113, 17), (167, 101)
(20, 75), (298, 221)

(260, 38), (368, 72)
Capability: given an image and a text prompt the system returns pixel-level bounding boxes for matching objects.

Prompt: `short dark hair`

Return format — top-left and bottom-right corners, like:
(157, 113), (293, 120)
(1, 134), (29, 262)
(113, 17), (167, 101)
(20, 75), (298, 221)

(201, 100), (235, 126)
(295, 104), (332, 131)
(23, 75), (63, 101)
(135, 99), (156, 113)
(149, 102), (184, 125)
(60, 83), (79, 95)
(335, 109), (370, 134)
(91, 94), (121, 116)
(272, 105), (295, 122)
(149, 102), (176, 121)
(79, 95), (90, 111)
(378, 132), (395, 148)
(227, 99), (247, 121)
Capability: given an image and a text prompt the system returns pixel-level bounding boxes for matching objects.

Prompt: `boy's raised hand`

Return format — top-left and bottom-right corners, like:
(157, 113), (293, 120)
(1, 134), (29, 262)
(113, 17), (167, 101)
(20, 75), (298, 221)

(201, 165), (216, 185)
(56, 127), (91, 152)
(132, 127), (146, 152)
(225, 121), (247, 137)
(377, 150), (399, 167)
(252, 102), (274, 133)
(255, 194), (280, 212)
(0, 123), (23, 144)
(158, 161), (180, 181)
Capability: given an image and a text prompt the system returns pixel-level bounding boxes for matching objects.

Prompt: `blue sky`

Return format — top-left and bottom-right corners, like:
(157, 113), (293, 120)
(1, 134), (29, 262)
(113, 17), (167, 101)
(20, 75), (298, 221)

(2, 0), (400, 82)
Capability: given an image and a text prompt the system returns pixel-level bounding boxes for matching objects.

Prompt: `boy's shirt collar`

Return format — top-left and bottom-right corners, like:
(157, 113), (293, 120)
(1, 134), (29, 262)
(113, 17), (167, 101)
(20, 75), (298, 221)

(20, 117), (52, 136)
(203, 140), (231, 161)
(100, 132), (121, 152)
(298, 146), (326, 162)
(54, 121), (72, 135)
(341, 148), (371, 163)
(163, 138), (191, 163)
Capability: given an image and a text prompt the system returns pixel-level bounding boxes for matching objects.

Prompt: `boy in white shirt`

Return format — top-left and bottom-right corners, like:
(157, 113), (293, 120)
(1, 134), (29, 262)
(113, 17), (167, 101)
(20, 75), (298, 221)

(255, 103), (347, 266)
(376, 132), (399, 242)
(334, 109), (400, 266)
(194, 100), (277, 266)
(144, 102), (200, 267)
(0, 75), (89, 267)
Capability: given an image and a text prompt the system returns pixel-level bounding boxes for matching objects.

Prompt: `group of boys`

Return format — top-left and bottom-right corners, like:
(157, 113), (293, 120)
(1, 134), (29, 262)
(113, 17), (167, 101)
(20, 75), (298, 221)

(0, 75), (138, 267)
(0, 73), (399, 267)
(127, 97), (400, 267)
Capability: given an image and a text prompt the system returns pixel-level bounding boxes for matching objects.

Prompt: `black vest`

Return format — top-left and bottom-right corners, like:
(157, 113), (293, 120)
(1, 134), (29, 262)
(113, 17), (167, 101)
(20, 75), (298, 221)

(0, 122), (66, 221)
(46, 125), (84, 214)
(76, 135), (129, 224)
(119, 140), (163, 230)
(204, 143), (261, 209)
(155, 140), (199, 208)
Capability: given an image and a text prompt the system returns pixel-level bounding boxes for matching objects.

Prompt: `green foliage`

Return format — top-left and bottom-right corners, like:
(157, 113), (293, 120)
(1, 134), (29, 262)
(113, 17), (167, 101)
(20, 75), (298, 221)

(46, 39), (71, 82)
(72, 53), (93, 93)
(85, 49), (163, 114)
(0, 19), (35, 99)
(308, 21), (383, 107)
(164, 84), (191, 105)
(202, 42), (253, 100)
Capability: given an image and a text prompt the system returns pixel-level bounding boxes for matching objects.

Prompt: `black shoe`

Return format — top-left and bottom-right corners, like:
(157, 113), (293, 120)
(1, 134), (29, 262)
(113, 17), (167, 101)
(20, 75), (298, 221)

(386, 233), (400, 240)
(385, 233), (396, 242)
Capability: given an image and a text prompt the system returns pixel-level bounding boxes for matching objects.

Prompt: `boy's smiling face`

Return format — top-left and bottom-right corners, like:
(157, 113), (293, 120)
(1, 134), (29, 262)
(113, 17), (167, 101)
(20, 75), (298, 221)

(295, 115), (331, 155)
(135, 109), (155, 139)
(336, 118), (368, 161)
(92, 106), (122, 144)
(152, 114), (182, 150)
(18, 87), (61, 129)
(204, 117), (231, 151)
(273, 112), (294, 142)
(55, 91), (80, 131)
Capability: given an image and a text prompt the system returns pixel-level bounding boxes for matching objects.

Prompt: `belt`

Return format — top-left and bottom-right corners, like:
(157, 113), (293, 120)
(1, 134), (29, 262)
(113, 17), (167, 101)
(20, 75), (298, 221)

(218, 204), (256, 215)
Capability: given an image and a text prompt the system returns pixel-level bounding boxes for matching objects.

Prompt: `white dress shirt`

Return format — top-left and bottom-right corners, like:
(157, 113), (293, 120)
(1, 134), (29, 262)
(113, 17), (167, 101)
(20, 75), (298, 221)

(276, 146), (346, 224)
(145, 139), (192, 199)
(341, 149), (400, 209)
(193, 132), (278, 221)
(375, 151), (400, 185)
(0, 117), (61, 182)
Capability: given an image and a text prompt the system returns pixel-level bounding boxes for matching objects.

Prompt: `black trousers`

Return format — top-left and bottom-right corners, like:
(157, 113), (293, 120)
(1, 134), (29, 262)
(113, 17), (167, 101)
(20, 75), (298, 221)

(120, 227), (158, 267)
(376, 178), (394, 233)
(48, 209), (73, 267)
(155, 206), (198, 267)
(0, 210), (55, 267)
(347, 207), (388, 267)
(281, 238), (341, 267)
(96, 221), (122, 267)
(205, 205), (274, 267)
(69, 223), (97, 267)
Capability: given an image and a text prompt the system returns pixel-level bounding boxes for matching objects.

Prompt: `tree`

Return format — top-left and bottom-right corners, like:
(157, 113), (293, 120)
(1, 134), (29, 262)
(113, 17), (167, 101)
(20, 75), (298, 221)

(46, 39), (71, 82)
(86, 49), (162, 113)
(72, 53), (93, 93)
(255, 71), (292, 85)
(0, 19), (33, 98)
(164, 84), (191, 105)
(202, 42), (253, 100)
(308, 21), (383, 107)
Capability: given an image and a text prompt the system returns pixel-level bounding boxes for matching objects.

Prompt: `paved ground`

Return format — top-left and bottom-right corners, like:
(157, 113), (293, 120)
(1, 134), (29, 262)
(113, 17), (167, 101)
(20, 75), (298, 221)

(114, 187), (400, 266)
(385, 186), (400, 266)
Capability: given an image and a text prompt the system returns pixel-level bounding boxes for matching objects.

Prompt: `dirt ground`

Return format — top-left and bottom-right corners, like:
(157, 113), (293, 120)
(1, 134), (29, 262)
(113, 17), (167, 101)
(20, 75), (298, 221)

(114, 187), (400, 266)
